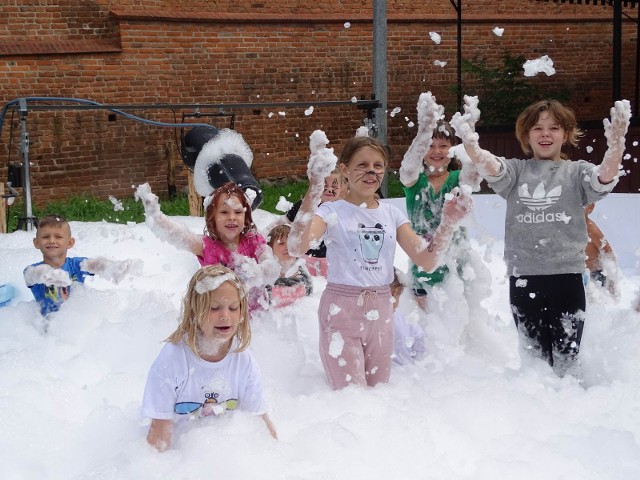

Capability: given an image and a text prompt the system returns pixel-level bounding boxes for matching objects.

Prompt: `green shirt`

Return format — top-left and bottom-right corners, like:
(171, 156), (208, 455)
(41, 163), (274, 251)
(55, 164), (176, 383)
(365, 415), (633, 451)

(403, 170), (464, 289)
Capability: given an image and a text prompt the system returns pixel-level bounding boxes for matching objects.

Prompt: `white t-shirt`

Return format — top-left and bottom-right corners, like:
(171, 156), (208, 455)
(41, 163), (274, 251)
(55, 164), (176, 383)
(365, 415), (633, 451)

(316, 199), (409, 287)
(142, 339), (266, 422)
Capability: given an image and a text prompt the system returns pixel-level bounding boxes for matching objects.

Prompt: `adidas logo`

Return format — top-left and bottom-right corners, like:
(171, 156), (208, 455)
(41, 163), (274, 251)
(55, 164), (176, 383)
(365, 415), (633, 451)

(518, 182), (562, 211)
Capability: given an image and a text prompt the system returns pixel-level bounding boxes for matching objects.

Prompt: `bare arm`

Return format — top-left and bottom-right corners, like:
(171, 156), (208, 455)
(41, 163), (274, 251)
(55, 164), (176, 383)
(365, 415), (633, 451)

(262, 413), (278, 439)
(397, 186), (473, 273)
(598, 100), (631, 184)
(288, 130), (336, 257)
(147, 419), (173, 452)
(450, 95), (502, 177)
(134, 183), (203, 256)
(399, 92), (444, 187)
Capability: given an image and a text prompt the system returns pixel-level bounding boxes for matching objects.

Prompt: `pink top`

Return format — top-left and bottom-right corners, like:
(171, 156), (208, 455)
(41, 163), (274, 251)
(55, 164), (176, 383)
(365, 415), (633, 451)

(198, 233), (268, 312)
(198, 233), (267, 268)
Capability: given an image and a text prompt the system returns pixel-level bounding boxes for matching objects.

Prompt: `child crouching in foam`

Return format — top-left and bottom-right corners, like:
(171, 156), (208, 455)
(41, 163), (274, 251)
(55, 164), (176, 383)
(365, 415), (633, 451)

(142, 265), (277, 452)
(266, 224), (313, 308)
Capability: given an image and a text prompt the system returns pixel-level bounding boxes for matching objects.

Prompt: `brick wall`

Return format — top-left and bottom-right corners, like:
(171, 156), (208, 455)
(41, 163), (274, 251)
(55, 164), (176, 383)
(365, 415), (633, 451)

(0, 1), (638, 206)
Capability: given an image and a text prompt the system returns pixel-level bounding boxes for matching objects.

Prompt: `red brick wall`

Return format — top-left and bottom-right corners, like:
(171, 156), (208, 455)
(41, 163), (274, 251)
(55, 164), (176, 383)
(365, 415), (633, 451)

(0, 1), (638, 206)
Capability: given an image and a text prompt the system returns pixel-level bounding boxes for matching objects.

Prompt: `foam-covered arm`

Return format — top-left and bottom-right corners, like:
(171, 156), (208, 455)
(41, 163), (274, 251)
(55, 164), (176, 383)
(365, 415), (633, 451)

(288, 131), (336, 257)
(399, 92), (444, 186)
(450, 95), (501, 177)
(24, 264), (72, 287)
(134, 183), (203, 255)
(80, 257), (143, 284)
(400, 186), (473, 273)
(598, 100), (631, 184)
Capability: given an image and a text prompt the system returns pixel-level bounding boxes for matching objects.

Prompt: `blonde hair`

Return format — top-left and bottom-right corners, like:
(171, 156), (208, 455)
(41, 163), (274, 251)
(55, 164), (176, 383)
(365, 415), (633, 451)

(166, 265), (251, 357)
(515, 100), (583, 159)
(37, 215), (70, 232)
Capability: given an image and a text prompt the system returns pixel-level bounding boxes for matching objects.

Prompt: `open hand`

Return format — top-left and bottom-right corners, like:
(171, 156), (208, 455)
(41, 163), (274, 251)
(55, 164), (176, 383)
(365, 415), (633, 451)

(134, 183), (161, 217)
(307, 130), (338, 186)
(441, 186), (473, 228)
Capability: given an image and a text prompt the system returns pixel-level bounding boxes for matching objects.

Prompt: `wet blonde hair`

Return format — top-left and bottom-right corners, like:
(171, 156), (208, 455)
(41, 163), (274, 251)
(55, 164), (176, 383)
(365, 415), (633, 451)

(166, 265), (251, 357)
(515, 100), (583, 159)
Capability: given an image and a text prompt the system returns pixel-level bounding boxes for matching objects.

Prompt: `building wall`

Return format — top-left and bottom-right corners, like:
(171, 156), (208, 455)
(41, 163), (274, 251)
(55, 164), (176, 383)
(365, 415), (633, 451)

(0, 1), (638, 205)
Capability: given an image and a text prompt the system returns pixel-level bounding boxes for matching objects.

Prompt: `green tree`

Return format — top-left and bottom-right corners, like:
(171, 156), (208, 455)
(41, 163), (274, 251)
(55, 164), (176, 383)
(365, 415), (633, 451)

(459, 52), (571, 126)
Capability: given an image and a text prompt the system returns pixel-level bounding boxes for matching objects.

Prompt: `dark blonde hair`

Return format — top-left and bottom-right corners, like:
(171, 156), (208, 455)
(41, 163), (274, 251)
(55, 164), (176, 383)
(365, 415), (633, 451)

(204, 181), (257, 240)
(515, 100), (583, 159)
(339, 136), (390, 167)
(37, 215), (70, 231)
(267, 224), (290, 248)
(167, 265), (251, 357)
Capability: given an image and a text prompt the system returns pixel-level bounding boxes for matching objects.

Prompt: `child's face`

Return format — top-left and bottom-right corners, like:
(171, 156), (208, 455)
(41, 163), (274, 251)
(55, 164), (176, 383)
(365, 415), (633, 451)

(272, 234), (294, 264)
(321, 174), (342, 203)
(423, 137), (453, 175)
(527, 111), (568, 161)
(214, 194), (246, 245)
(33, 224), (75, 265)
(200, 281), (242, 341)
(341, 147), (386, 197)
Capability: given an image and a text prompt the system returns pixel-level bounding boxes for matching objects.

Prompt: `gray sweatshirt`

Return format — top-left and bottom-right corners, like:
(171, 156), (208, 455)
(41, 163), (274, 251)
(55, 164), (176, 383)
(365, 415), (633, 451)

(486, 158), (616, 276)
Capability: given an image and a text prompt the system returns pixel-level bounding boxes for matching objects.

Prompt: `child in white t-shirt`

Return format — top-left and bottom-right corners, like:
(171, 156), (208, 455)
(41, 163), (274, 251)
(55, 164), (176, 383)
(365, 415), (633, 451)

(142, 265), (277, 451)
(288, 132), (471, 389)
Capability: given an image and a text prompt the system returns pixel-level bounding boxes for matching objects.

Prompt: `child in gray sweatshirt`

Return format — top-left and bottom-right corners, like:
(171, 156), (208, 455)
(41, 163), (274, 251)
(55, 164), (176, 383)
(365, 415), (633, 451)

(451, 96), (631, 378)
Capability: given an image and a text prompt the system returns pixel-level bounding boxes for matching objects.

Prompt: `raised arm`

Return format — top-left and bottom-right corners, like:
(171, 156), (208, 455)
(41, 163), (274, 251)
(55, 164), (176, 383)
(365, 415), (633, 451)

(598, 99), (631, 184)
(399, 92), (444, 187)
(397, 186), (473, 272)
(450, 95), (502, 177)
(287, 130), (336, 257)
(134, 183), (203, 256)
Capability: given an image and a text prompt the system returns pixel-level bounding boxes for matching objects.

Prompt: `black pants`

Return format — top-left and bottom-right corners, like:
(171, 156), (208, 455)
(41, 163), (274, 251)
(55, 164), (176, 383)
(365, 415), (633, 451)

(509, 273), (585, 377)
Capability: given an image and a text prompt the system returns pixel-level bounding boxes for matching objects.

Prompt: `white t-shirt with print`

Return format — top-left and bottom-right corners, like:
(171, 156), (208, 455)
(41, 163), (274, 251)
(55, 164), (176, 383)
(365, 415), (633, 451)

(316, 199), (409, 287)
(142, 339), (266, 422)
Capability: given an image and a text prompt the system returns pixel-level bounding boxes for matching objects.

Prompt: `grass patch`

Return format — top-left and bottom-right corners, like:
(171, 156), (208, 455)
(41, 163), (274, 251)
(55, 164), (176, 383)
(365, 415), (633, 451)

(5, 172), (404, 232)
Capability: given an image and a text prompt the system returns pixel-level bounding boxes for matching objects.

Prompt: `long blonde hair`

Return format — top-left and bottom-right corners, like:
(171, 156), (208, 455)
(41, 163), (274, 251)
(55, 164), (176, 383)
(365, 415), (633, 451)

(166, 265), (251, 357)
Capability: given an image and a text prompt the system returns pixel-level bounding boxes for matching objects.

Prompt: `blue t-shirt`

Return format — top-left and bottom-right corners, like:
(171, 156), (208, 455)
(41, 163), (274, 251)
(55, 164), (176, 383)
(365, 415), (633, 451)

(25, 257), (93, 315)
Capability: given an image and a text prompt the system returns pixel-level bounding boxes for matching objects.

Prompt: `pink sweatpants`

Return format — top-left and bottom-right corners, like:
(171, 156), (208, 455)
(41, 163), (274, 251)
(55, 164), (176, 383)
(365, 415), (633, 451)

(318, 283), (394, 389)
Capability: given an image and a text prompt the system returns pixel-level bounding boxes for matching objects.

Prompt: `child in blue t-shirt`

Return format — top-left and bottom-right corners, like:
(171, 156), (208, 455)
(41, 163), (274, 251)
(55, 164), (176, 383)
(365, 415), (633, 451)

(24, 215), (140, 316)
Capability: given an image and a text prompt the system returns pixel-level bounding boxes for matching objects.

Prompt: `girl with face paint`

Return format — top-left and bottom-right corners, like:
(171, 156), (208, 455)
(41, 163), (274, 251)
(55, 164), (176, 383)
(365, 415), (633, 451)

(288, 132), (472, 390)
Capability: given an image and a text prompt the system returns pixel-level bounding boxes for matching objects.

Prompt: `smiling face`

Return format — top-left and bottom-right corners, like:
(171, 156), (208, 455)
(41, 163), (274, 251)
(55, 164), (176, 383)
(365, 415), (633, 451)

(341, 146), (386, 201)
(199, 281), (242, 343)
(320, 173), (343, 203)
(423, 137), (453, 176)
(213, 194), (246, 245)
(526, 111), (568, 161)
(33, 224), (75, 267)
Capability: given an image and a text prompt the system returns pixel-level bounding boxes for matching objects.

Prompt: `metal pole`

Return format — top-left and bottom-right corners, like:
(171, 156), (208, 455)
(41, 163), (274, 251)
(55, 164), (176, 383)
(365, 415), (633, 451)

(18, 98), (36, 231)
(635, 3), (639, 115)
(613, 0), (622, 102)
(373, 0), (388, 196)
(451, 0), (463, 112)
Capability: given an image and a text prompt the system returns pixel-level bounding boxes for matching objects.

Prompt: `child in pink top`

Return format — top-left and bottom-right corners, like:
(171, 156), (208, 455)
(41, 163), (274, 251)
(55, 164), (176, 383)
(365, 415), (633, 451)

(136, 181), (279, 312)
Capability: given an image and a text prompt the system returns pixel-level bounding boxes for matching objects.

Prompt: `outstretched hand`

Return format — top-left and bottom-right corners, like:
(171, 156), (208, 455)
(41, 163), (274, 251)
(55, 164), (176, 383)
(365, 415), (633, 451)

(134, 183), (161, 218)
(450, 95), (481, 149)
(307, 130), (338, 186)
(399, 92), (445, 186)
(441, 185), (473, 229)
(599, 99), (631, 183)
(24, 264), (72, 287)
(81, 257), (144, 284)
